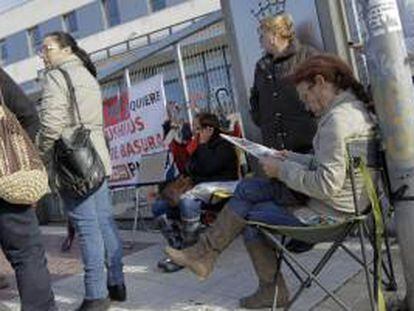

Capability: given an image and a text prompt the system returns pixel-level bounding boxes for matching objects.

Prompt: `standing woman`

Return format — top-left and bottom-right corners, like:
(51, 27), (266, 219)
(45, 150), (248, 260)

(37, 32), (126, 311)
(250, 13), (318, 152)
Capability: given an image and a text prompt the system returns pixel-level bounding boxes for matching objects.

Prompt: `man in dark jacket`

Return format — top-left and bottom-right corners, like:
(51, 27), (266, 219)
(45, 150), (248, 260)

(250, 14), (317, 153)
(0, 68), (56, 310)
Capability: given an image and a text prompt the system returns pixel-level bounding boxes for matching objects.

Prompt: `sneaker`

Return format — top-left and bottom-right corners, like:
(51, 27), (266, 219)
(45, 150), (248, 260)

(108, 284), (127, 302)
(76, 298), (110, 311)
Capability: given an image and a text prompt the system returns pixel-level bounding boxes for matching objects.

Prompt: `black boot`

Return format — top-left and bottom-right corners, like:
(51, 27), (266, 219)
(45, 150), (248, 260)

(158, 257), (185, 273)
(156, 215), (183, 249)
(76, 298), (110, 311)
(108, 284), (127, 302)
(181, 218), (202, 246)
(158, 219), (202, 273)
(156, 215), (184, 273)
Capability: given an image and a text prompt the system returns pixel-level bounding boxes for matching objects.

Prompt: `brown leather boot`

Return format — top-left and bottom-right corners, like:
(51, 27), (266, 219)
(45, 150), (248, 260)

(239, 240), (289, 309)
(165, 206), (246, 280)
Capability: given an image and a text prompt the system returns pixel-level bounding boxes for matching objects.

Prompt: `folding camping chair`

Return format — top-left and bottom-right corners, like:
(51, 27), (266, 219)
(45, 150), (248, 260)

(248, 136), (397, 311)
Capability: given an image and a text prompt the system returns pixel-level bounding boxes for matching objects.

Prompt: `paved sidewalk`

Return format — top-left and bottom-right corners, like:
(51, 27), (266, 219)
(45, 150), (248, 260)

(0, 226), (404, 310)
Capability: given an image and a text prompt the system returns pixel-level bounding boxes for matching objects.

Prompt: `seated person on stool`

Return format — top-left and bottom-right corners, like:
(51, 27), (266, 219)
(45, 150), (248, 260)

(153, 112), (239, 272)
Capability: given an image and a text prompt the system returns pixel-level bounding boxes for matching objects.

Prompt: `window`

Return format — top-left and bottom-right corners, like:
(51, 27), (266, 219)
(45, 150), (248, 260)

(63, 11), (79, 33)
(0, 40), (7, 63)
(28, 26), (42, 55)
(102, 0), (120, 27)
(150, 0), (167, 12)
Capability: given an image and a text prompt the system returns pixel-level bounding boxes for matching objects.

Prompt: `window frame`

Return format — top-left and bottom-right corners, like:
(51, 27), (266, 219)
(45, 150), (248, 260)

(27, 26), (42, 56)
(149, 0), (167, 12)
(0, 39), (7, 64)
(102, 0), (121, 28)
(63, 11), (79, 34)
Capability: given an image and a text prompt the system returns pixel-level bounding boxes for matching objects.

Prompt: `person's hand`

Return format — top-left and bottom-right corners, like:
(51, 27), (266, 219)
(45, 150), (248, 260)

(271, 149), (289, 160)
(260, 156), (283, 178)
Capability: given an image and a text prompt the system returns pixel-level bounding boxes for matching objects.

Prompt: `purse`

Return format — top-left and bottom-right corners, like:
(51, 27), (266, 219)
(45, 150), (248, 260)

(0, 89), (48, 205)
(53, 69), (105, 198)
(160, 175), (194, 206)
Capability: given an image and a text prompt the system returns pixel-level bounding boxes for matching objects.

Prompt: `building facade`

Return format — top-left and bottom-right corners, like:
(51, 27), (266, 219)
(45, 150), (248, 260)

(0, 0), (222, 97)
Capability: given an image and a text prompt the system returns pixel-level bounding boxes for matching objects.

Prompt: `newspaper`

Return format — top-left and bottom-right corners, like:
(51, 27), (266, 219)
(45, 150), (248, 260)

(181, 181), (239, 203)
(220, 134), (279, 158)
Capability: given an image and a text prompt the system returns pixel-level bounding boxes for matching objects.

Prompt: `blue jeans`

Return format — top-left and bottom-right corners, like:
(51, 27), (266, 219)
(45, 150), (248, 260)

(179, 197), (202, 221)
(152, 199), (170, 218)
(227, 178), (305, 242)
(152, 199), (180, 220)
(62, 181), (124, 300)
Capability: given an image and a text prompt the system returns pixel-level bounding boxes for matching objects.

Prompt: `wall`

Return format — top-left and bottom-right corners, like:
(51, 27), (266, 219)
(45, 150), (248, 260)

(4, 0), (221, 84)
(77, 1), (105, 38)
(6, 32), (30, 64)
(0, 0), (95, 39)
(39, 17), (64, 39)
(119, 0), (149, 23)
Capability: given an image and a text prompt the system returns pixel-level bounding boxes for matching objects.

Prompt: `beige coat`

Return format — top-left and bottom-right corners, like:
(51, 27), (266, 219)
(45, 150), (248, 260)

(37, 54), (111, 176)
(277, 91), (376, 222)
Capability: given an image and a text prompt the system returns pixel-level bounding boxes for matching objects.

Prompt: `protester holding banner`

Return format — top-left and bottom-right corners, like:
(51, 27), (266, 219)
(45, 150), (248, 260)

(250, 13), (317, 152)
(155, 113), (239, 273)
(37, 31), (125, 311)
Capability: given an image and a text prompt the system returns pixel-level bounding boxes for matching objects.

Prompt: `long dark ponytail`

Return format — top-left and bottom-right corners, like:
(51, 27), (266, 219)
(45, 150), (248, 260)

(45, 31), (97, 77)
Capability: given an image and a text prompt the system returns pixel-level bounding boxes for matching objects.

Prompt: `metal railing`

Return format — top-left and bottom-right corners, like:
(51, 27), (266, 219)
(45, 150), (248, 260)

(89, 11), (216, 64)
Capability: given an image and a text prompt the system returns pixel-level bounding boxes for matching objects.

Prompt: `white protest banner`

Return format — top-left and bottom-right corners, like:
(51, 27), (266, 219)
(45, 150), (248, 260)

(103, 74), (168, 187)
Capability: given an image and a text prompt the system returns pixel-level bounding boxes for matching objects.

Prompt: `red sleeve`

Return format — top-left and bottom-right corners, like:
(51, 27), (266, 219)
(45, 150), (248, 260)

(186, 136), (199, 155)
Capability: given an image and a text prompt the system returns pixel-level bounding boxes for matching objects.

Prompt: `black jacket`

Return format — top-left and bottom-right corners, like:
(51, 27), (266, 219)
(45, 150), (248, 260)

(250, 41), (317, 153)
(187, 135), (238, 184)
(0, 68), (39, 141)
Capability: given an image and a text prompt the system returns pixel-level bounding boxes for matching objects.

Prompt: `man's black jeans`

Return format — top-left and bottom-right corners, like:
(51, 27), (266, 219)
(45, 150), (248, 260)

(0, 203), (55, 311)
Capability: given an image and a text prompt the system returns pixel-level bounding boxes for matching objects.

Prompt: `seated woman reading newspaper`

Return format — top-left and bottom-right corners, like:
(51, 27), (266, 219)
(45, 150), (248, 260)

(153, 112), (239, 272)
(165, 54), (376, 309)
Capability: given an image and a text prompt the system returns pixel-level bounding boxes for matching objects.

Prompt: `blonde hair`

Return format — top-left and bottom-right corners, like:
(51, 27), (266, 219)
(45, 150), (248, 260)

(260, 13), (295, 42)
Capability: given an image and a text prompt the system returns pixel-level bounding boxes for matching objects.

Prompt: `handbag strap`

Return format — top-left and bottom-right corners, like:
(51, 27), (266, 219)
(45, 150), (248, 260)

(56, 68), (84, 126)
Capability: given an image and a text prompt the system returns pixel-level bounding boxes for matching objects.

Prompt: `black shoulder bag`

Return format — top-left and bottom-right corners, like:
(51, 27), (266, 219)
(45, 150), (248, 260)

(53, 69), (105, 198)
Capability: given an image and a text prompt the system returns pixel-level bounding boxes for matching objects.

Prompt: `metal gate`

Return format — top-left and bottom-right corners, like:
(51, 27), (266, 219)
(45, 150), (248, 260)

(98, 17), (237, 219)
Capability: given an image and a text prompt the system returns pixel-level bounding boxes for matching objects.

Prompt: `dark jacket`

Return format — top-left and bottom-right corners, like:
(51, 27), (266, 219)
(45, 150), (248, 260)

(250, 40), (317, 153)
(187, 135), (238, 184)
(0, 68), (39, 141)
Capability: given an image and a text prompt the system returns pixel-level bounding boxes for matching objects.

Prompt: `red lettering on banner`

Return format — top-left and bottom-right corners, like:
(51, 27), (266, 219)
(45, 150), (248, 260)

(148, 136), (155, 149)
(134, 116), (145, 131)
(103, 91), (130, 126)
(104, 117), (146, 142)
(118, 133), (165, 158)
